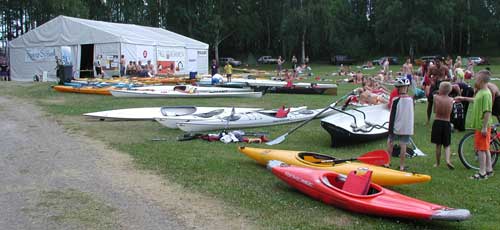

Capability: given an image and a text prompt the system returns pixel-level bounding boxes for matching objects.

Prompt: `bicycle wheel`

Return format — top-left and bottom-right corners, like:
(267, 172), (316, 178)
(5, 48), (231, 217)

(491, 140), (499, 168)
(458, 132), (478, 169)
(458, 132), (500, 170)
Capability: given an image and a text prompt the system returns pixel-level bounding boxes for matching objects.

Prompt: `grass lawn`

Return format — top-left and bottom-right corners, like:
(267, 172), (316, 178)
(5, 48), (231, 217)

(2, 63), (499, 229)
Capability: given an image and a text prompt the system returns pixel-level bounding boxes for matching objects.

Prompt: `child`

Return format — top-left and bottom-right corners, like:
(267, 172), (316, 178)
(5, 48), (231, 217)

(456, 70), (494, 179)
(387, 77), (414, 171)
(431, 82), (455, 169)
(224, 62), (233, 82)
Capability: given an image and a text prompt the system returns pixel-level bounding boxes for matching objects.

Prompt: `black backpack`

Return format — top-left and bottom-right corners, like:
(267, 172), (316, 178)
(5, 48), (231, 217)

(392, 145), (415, 158)
(451, 102), (465, 131)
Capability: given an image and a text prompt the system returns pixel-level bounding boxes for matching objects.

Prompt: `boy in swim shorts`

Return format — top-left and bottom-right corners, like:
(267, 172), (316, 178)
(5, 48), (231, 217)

(431, 82), (454, 169)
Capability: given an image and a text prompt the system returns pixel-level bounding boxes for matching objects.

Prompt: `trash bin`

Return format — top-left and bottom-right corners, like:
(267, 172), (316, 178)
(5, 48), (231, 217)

(189, 71), (197, 80)
(57, 65), (73, 85)
(63, 65), (73, 83)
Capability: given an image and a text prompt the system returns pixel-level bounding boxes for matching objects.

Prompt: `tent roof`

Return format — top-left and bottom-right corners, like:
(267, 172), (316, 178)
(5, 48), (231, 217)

(9, 15), (208, 49)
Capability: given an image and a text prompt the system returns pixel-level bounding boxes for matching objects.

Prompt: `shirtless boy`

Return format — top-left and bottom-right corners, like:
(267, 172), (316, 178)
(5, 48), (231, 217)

(431, 82), (455, 169)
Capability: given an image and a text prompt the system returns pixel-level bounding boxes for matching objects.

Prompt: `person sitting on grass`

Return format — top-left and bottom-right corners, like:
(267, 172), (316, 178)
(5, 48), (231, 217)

(386, 77), (414, 171)
(431, 81), (455, 169)
(456, 70), (494, 180)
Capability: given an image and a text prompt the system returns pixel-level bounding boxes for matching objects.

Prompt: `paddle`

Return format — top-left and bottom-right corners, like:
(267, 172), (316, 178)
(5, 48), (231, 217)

(303, 150), (389, 166)
(266, 93), (351, 145)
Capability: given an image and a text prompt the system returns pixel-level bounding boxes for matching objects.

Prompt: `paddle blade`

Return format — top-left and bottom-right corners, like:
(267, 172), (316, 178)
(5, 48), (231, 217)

(357, 150), (390, 166)
(266, 133), (287, 145)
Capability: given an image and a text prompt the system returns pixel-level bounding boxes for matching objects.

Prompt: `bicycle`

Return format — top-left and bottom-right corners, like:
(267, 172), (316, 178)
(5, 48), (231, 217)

(458, 123), (500, 170)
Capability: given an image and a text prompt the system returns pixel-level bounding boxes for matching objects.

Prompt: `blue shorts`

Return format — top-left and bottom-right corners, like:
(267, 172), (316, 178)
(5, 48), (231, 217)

(388, 134), (411, 144)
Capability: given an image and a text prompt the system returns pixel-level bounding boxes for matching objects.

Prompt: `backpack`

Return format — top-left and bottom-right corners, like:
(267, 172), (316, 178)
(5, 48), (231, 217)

(451, 102), (465, 131)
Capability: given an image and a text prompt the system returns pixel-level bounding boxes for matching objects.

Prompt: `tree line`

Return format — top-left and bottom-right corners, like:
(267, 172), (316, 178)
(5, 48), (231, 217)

(1, 0), (499, 63)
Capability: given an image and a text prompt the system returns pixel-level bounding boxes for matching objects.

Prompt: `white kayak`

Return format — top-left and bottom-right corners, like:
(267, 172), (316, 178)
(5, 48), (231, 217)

(156, 107), (272, 128)
(83, 106), (263, 121)
(110, 88), (262, 98)
(132, 85), (254, 93)
(321, 104), (390, 147)
(200, 77), (337, 89)
(176, 106), (337, 132)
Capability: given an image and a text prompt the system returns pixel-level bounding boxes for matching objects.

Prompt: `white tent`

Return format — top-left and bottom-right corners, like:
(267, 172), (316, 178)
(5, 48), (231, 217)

(8, 15), (209, 81)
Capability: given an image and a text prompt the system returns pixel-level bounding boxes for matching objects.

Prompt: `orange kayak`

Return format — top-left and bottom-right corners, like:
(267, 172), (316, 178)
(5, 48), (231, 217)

(53, 85), (113, 95)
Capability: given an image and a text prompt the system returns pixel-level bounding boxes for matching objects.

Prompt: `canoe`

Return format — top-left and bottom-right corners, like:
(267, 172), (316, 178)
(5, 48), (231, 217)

(321, 104), (389, 147)
(176, 106), (335, 132)
(110, 88), (262, 98)
(268, 161), (470, 221)
(84, 106), (262, 121)
(53, 85), (113, 95)
(238, 146), (431, 186)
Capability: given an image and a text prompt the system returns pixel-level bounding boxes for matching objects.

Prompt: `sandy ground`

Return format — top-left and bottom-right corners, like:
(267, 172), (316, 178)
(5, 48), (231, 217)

(0, 95), (255, 230)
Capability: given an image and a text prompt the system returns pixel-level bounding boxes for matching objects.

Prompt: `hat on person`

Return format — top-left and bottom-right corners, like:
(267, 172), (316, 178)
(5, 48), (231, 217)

(394, 77), (410, 87)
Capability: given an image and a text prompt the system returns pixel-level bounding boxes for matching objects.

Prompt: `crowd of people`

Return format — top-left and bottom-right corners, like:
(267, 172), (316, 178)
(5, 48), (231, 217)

(350, 55), (496, 179)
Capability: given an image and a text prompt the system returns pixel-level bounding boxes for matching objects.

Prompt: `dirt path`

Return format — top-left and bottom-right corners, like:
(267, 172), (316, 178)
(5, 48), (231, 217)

(0, 95), (254, 230)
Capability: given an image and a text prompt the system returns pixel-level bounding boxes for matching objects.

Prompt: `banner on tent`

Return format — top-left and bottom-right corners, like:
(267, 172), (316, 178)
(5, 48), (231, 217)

(25, 47), (57, 62)
(157, 47), (185, 74)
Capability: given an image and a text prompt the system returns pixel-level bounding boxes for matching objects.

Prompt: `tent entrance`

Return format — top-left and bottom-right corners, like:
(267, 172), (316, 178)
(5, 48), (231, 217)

(80, 44), (94, 78)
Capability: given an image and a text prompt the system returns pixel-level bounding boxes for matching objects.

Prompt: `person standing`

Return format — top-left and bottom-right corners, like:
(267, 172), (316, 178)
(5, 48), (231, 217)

(304, 56), (310, 65)
(387, 77), (414, 171)
(431, 82), (455, 169)
(426, 57), (450, 124)
(120, 55), (126, 77)
(402, 58), (415, 92)
(224, 62), (233, 82)
(383, 58), (390, 78)
(456, 70), (494, 179)
(94, 55), (103, 78)
(211, 59), (218, 76)
(291, 55), (298, 69)
(276, 56), (284, 77)
(487, 82), (500, 122)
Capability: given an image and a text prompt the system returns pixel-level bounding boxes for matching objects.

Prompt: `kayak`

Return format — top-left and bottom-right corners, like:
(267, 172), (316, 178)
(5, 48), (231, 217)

(266, 84), (337, 95)
(321, 104), (389, 147)
(110, 88), (262, 98)
(238, 147), (431, 186)
(53, 85), (113, 95)
(155, 107), (269, 128)
(84, 106), (262, 121)
(268, 161), (470, 221)
(176, 106), (336, 132)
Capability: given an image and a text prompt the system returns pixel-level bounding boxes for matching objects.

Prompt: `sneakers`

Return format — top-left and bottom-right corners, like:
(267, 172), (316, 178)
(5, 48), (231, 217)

(470, 173), (488, 180)
(487, 171), (494, 177)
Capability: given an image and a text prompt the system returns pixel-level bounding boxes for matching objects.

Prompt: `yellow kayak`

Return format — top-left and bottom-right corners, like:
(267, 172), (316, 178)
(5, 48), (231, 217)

(238, 147), (431, 186)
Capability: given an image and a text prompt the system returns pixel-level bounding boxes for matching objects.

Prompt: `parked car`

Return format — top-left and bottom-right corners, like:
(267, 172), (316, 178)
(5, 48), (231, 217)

(257, 56), (279, 64)
(219, 57), (242, 66)
(330, 55), (355, 65)
(373, 56), (399, 65)
(415, 55), (440, 65)
(468, 56), (489, 65)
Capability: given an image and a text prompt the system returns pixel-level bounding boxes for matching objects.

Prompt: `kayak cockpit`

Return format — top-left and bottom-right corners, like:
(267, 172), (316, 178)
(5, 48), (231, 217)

(297, 152), (338, 166)
(160, 106), (197, 116)
(194, 109), (224, 118)
(321, 173), (382, 196)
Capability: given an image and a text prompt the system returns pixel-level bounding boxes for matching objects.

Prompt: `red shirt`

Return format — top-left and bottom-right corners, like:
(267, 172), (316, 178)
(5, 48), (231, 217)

(388, 88), (399, 109)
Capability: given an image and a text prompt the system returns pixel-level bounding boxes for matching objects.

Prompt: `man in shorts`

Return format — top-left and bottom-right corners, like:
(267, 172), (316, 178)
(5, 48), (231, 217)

(457, 70), (494, 179)
(387, 77), (414, 171)
(431, 82), (454, 169)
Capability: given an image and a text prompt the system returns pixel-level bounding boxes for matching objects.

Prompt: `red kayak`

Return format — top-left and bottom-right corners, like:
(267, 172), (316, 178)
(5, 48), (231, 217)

(268, 160), (471, 221)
